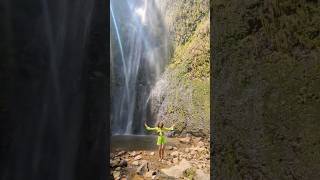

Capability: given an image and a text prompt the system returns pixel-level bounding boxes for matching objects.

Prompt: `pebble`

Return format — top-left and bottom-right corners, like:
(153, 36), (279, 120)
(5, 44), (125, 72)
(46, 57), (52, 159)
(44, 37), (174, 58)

(197, 141), (205, 147)
(119, 160), (127, 167)
(173, 158), (179, 164)
(193, 137), (202, 144)
(130, 151), (136, 157)
(113, 171), (121, 179)
(132, 161), (139, 166)
(117, 151), (126, 156)
(179, 137), (191, 144)
(171, 151), (179, 157)
(145, 171), (154, 178)
(134, 155), (142, 160)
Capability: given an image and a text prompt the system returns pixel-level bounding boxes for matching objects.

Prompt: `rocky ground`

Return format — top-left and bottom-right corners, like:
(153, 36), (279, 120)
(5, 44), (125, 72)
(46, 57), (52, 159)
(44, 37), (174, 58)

(110, 136), (210, 180)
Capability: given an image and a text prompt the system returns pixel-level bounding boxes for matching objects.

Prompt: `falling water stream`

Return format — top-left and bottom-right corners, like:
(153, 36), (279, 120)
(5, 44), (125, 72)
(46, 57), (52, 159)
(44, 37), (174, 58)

(110, 0), (170, 135)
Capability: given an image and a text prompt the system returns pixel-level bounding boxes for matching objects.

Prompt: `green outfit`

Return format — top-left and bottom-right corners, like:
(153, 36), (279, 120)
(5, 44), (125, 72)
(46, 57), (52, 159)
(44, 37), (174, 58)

(145, 125), (174, 145)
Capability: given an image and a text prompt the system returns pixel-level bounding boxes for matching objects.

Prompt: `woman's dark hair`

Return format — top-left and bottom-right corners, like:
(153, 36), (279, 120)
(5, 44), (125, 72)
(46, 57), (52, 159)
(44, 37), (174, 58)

(157, 122), (164, 128)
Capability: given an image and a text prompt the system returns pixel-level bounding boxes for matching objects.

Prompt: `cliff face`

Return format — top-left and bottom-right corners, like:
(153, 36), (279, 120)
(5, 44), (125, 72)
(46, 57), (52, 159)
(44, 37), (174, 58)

(150, 0), (210, 136)
(212, 0), (320, 179)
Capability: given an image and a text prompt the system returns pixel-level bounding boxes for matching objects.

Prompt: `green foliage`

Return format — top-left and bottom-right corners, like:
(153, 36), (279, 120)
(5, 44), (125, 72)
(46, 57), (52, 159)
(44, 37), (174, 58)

(169, 16), (210, 80)
(161, 14), (210, 135)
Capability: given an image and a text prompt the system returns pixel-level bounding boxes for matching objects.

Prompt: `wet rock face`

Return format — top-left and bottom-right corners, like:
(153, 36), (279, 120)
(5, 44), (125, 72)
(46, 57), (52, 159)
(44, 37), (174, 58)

(212, 0), (320, 179)
(150, 0), (210, 137)
(155, 0), (209, 46)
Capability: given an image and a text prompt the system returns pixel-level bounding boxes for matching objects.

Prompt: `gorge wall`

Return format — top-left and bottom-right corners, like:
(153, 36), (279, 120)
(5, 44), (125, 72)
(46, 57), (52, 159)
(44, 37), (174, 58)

(212, 0), (320, 179)
(150, 0), (210, 137)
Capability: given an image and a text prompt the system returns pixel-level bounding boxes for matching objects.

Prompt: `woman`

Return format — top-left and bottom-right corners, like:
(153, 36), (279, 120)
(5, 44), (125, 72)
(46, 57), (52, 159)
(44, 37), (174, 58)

(144, 121), (174, 162)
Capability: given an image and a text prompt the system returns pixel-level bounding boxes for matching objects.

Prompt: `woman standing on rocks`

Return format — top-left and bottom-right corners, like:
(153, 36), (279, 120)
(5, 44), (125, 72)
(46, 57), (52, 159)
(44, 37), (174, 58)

(144, 121), (174, 162)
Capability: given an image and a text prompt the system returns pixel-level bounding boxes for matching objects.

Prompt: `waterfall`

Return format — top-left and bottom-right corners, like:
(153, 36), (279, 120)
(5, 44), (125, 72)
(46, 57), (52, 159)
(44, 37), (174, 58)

(110, 0), (170, 134)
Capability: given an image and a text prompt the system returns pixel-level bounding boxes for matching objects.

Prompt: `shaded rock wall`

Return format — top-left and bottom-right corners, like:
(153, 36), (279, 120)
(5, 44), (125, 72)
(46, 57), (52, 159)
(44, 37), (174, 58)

(212, 0), (320, 179)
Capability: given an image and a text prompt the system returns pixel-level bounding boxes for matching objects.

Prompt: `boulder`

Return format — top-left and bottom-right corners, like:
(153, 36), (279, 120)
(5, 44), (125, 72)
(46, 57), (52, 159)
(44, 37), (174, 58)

(171, 151), (179, 157)
(167, 146), (174, 150)
(173, 158), (179, 164)
(150, 152), (155, 156)
(132, 161), (139, 166)
(119, 159), (127, 167)
(197, 141), (205, 147)
(132, 175), (144, 180)
(130, 151), (137, 157)
(179, 137), (191, 144)
(145, 171), (152, 178)
(111, 159), (121, 167)
(187, 154), (193, 160)
(136, 161), (149, 175)
(193, 137), (202, 144)
(161, 159), (192, 178)
(134, 155), (142, 160)
(195, 169), (210, 180)
(145, 170), (157, 178)
(113, 171), (121, 180)
(117, 151), (126, 156)
(183, 167), (196, 179)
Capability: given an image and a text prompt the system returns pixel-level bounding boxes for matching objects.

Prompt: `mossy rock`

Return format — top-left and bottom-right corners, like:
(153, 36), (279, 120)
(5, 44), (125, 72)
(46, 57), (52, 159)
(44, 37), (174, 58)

(183, 167), (197, 180)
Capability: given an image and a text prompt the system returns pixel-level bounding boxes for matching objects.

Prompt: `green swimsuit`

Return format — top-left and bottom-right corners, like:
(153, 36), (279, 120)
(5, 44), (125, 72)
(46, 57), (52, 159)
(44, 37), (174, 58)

(145, 125), (174, 145)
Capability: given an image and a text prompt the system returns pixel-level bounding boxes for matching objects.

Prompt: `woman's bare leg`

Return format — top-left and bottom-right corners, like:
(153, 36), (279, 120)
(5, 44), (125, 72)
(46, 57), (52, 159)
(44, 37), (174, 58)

(161, 144), (165, 160)
(158, 145), (162, 160)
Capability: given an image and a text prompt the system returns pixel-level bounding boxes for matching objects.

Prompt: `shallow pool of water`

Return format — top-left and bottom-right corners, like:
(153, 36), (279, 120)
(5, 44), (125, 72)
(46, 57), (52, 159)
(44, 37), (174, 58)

(110, 135), (176, 152)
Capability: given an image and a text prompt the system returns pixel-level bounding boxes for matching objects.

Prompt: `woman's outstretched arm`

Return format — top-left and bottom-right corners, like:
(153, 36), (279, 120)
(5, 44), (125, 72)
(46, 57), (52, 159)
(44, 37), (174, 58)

(145, 122), (157, 131)
(163, 124), (174, 131)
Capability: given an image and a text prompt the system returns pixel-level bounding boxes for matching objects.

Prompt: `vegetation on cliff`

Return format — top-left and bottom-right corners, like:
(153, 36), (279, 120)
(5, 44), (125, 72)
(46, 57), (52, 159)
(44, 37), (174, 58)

(150, 0), (210, 137)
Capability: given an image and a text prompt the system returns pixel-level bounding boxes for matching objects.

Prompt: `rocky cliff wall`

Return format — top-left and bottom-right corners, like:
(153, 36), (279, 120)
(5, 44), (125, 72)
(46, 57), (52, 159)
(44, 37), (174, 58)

(212, 0), (320, 179)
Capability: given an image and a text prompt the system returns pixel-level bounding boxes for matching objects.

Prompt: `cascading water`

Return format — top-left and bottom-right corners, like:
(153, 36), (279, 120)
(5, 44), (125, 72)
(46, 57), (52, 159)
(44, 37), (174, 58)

(110, 0), (170, 134)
